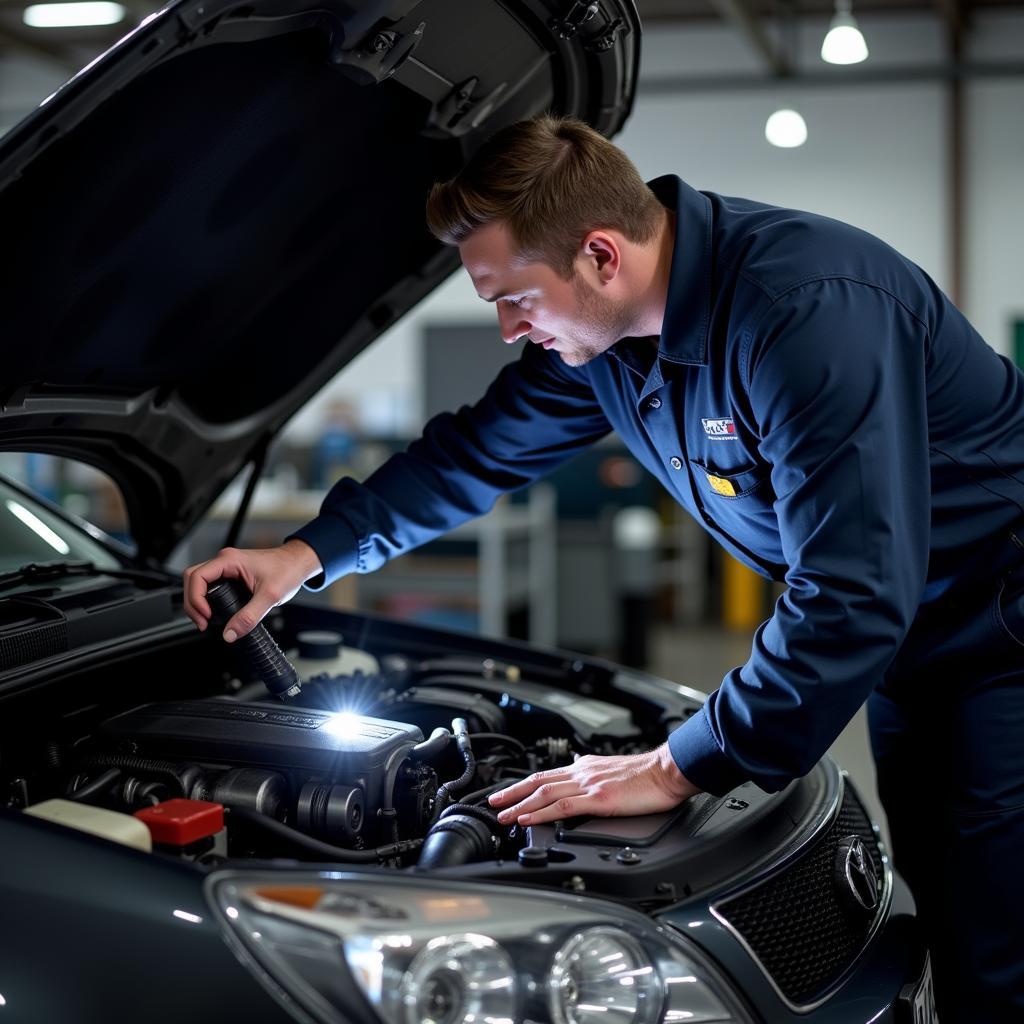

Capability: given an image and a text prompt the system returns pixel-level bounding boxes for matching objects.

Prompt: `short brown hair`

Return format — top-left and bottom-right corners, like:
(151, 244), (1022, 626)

(425, 115), (663, 278)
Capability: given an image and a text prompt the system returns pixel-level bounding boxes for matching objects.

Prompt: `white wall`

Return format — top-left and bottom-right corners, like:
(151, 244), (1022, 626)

(0, 54), (65, 135)
(963, 10), (1024, 351)
(964, 74), (1024, 351)
(289, 9), (1022, 441)
(617, 84), (948, 288)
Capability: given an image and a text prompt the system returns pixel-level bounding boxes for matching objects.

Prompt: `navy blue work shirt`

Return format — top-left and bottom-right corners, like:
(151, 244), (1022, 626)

(291, 176), (1024, 797)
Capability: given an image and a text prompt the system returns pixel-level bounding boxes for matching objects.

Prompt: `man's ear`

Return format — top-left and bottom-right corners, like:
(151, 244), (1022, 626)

(579, 230), (621, 283)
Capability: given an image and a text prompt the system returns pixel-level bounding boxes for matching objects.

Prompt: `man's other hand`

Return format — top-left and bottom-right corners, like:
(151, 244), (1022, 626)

(182, 539), (323, 642)
(488, 743), (700, 826)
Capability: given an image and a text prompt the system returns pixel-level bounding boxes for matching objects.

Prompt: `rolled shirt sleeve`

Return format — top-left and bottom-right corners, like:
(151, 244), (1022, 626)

(669, 279), (932, 794)
(288, 342), (611, 590)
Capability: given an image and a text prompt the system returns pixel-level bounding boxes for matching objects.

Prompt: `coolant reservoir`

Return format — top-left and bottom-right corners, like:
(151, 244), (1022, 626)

(25, 799), (153, 851)
(288, 629), (379, 682)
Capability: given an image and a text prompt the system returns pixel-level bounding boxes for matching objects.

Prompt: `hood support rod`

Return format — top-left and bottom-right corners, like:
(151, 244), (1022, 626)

(222, 436), (270, 551)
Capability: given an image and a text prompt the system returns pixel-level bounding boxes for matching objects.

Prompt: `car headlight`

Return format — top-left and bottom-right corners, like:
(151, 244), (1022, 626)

(207, 872), (750, 1024)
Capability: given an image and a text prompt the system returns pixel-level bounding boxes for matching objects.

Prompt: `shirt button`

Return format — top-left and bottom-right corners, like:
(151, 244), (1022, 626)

(647, 396), (662, 409)
(670, 456), (683, 470)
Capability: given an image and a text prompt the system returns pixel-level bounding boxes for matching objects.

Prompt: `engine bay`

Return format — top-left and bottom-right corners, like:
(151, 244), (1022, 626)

(0, 596), (822, 905)
(64, 639), (677, 869)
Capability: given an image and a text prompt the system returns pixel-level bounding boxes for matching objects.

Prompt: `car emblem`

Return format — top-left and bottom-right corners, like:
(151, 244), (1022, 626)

(835, 835), (879, 917)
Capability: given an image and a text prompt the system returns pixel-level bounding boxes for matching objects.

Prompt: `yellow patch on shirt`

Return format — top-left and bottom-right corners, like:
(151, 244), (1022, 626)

(706, 474), (737, 497)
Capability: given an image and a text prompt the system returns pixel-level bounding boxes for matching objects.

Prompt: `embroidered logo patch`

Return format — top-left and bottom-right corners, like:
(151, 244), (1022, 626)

(702, 417), (737, 440)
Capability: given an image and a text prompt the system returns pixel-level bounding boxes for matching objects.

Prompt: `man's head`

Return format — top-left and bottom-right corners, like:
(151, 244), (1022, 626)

(425, 116), (667, 366)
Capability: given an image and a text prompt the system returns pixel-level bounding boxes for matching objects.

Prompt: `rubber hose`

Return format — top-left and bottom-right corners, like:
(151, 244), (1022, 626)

(416, 814), (496, 870)
(66, 767), (122, 802)
(440, 802), (504, 832)
(76, 754), (193, 798)
(411, 727), (451, 761)
(227, 806), (422, 863)
(468, 733), (527, 755)
(45, 740), (64, 772)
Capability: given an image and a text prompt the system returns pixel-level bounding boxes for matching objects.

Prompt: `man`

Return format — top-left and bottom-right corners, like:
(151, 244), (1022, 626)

(184, 116), (1024, 1020)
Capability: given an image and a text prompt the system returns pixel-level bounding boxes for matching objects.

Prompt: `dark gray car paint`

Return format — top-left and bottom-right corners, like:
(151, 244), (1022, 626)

(0, 808), (294, 1022)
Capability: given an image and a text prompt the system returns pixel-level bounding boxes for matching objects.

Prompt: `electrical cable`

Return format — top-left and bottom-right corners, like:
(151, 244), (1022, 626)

(226, 806), (422, 863)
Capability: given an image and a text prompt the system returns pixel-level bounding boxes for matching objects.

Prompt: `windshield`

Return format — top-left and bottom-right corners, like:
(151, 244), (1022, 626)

(0, 477), (122, 574)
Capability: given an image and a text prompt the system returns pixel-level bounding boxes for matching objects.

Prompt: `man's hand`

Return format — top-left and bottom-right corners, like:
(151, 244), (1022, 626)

(182, 539), (323, 642)
(488, 743), (700, 826)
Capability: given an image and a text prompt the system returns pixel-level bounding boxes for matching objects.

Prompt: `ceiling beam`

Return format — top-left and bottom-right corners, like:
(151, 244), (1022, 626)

(640, 59), (1024, 93)
(707, 0), (792, 75)
(934, 0), (965, 34)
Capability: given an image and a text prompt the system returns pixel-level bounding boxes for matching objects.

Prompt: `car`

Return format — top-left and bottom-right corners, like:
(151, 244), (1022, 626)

(0, 0), (933, 1021)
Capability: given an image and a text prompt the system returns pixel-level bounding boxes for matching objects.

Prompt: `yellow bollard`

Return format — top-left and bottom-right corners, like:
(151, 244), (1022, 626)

(722, 552), (765, 631)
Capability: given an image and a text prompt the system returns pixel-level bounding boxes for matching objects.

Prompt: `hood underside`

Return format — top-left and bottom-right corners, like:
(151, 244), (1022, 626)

(0, 0), (639, 557)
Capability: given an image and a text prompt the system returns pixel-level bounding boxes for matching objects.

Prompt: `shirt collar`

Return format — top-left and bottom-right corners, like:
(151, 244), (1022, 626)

(648, 174), (713, 367)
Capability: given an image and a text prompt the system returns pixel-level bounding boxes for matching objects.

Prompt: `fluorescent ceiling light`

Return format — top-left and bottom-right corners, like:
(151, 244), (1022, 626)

(23, 2), (126, 27)
(765, 109), (808, 149)
(821, 1), (869, 64)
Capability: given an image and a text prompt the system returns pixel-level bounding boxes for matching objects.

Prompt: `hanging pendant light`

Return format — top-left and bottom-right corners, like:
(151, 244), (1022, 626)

(821, 0), (869, 65)
(765, 108), (808, 148)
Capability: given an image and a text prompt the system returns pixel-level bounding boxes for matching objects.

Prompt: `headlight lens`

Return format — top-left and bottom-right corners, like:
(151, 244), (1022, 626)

(400, 933), (515, 1024)
(207, 872), (749, 1024)
(549, 927), (659, 1024)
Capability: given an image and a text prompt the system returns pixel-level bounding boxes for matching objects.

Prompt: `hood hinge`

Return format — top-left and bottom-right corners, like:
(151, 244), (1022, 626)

(550, 1), (600, 40)
(585, 16), (626, 53)
(426, 76), (509, 138)
(330, 19), (425, 86)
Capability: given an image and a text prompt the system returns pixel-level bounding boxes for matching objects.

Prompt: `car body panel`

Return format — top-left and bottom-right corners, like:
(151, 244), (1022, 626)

(0, 0), (639, 558)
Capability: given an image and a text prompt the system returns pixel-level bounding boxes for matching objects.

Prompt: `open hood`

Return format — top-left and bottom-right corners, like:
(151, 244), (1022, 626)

(0, 0), (640, 558)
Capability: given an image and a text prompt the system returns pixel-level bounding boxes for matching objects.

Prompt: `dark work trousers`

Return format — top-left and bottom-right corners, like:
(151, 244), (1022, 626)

(868, 556), (1024, 1024)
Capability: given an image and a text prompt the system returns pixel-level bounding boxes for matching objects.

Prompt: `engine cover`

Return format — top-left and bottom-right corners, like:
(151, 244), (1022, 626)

(100, 701), (425, 834)
(101, 701), (424, 772)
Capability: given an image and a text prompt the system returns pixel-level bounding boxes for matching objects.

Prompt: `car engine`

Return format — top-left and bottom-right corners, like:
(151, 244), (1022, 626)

(47, 632), (685, 873)
(2, 595), (851, 912)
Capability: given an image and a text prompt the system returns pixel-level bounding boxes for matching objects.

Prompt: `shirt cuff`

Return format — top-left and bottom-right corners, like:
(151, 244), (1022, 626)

(667, 706), (750, 797)
(285, 514), (360, 592)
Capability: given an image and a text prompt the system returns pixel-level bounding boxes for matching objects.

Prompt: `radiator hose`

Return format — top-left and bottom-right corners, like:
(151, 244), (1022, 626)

(416, 803), (503, 869)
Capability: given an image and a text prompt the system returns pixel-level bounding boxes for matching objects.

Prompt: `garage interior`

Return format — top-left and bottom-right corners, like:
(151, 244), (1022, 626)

(1, 0), (1022, 851)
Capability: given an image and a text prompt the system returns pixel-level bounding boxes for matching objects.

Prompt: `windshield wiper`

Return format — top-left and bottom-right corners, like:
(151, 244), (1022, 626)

(0, 561), (173, 592)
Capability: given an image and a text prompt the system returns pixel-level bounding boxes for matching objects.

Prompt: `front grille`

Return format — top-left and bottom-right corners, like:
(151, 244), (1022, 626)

(714, 784), (886, 1007)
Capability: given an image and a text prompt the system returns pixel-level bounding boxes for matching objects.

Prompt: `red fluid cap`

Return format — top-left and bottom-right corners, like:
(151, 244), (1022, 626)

(135, 799), (224, 846)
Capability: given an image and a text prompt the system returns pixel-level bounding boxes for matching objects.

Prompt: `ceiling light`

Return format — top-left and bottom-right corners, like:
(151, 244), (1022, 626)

(23, 2), (126, 27)
(765, 108), (808, 148)
(821, 0), (869, 64)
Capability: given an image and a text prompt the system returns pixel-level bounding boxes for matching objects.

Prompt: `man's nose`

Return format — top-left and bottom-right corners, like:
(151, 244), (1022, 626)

(497, 304), (530, 345)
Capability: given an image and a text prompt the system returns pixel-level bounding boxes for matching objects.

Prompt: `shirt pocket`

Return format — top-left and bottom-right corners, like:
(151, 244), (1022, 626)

(689, 459), (771, 500)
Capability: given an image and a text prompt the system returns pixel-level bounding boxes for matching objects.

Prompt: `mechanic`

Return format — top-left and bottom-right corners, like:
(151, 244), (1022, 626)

(184, 116), (1024, 1021)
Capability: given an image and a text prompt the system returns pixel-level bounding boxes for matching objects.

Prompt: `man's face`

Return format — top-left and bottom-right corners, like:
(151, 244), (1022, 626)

(458, 220), (631, 368)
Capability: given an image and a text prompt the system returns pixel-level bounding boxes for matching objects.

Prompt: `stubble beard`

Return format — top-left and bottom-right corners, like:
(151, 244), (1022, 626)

(557, 274), (634, 368)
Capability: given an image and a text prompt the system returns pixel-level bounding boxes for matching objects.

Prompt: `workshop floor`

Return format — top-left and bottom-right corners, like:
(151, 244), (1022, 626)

(649, 626), (891, 849)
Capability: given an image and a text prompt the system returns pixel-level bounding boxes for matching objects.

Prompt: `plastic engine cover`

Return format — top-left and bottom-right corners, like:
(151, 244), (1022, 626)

(99, 701), (424, 775)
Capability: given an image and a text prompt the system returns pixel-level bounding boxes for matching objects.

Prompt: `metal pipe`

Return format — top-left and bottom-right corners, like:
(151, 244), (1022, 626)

(639, 61), (1024, 96)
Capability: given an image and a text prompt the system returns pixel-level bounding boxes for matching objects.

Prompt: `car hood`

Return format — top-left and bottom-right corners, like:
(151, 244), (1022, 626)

(0, 0), (639, 559)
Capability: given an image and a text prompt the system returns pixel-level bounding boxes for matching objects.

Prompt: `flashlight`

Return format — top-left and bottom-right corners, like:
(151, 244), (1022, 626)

(206, 578), (302, 701)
